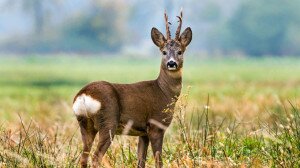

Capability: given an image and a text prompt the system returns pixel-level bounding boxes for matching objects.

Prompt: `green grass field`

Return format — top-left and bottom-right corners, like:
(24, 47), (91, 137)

(1, 55), (300, 167)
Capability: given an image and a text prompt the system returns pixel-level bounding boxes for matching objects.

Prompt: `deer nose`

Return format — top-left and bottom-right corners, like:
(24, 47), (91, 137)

(167, 60), (178, 70)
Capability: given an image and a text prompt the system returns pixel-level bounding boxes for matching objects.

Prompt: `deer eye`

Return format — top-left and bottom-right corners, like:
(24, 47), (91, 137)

(162, 51), (167, 55)
(177, 51), (182, 55)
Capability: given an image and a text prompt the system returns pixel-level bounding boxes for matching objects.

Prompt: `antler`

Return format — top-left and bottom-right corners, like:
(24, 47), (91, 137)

(164, 10), (171, 40)
(175, 8), (183, 40)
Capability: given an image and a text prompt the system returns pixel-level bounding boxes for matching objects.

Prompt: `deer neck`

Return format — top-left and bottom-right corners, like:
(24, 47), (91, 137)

(157, 63), (182, 98)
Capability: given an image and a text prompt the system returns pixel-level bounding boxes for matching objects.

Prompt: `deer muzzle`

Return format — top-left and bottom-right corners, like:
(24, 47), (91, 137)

(167, 60), (178, 71)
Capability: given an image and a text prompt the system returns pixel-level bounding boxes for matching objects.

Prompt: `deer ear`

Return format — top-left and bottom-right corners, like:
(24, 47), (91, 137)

(151, 27), (166, 48)
(179, 27), (192, 48)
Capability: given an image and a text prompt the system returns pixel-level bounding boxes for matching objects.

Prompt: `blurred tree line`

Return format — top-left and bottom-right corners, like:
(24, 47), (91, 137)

(1, 0), (300, 56)
(1, 0), (127, 53)
(207, 0), (300, 56)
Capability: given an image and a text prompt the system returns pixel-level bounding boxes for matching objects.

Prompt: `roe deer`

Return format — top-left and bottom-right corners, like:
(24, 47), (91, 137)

(73, 10), (192, 168)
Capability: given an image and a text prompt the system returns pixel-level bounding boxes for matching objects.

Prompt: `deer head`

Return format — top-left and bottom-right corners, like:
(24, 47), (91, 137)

(151, 10), (192, 72)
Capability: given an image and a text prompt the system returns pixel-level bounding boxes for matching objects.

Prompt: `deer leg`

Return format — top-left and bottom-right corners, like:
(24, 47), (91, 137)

(90, 102), (119, 168)
(137, 136), (149, 168)
(149, 127), (165, 168)
(92, 128), (115, 168)
(78, 117), (97, 168)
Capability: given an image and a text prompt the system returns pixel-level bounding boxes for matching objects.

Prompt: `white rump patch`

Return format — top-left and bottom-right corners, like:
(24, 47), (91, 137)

(73, 94), (101, 117)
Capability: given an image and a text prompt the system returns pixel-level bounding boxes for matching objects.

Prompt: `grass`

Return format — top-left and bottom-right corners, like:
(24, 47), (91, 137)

(0, 55), (300, 167)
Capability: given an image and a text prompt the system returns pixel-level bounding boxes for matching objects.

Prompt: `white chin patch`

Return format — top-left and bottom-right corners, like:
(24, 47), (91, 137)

(167, 66), (177, 71)
(73, 94), (101, 117)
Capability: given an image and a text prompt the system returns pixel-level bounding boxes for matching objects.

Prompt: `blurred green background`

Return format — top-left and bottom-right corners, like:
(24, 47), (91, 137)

(1, 0), (300, 56)
(1, 56), (300, 124)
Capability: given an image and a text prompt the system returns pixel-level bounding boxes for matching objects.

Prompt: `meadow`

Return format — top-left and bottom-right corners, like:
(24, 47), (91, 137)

(0, 55), (300, 167)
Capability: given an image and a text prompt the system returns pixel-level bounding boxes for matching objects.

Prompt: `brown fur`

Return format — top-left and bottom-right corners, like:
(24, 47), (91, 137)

(74, 12), (192, 168)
